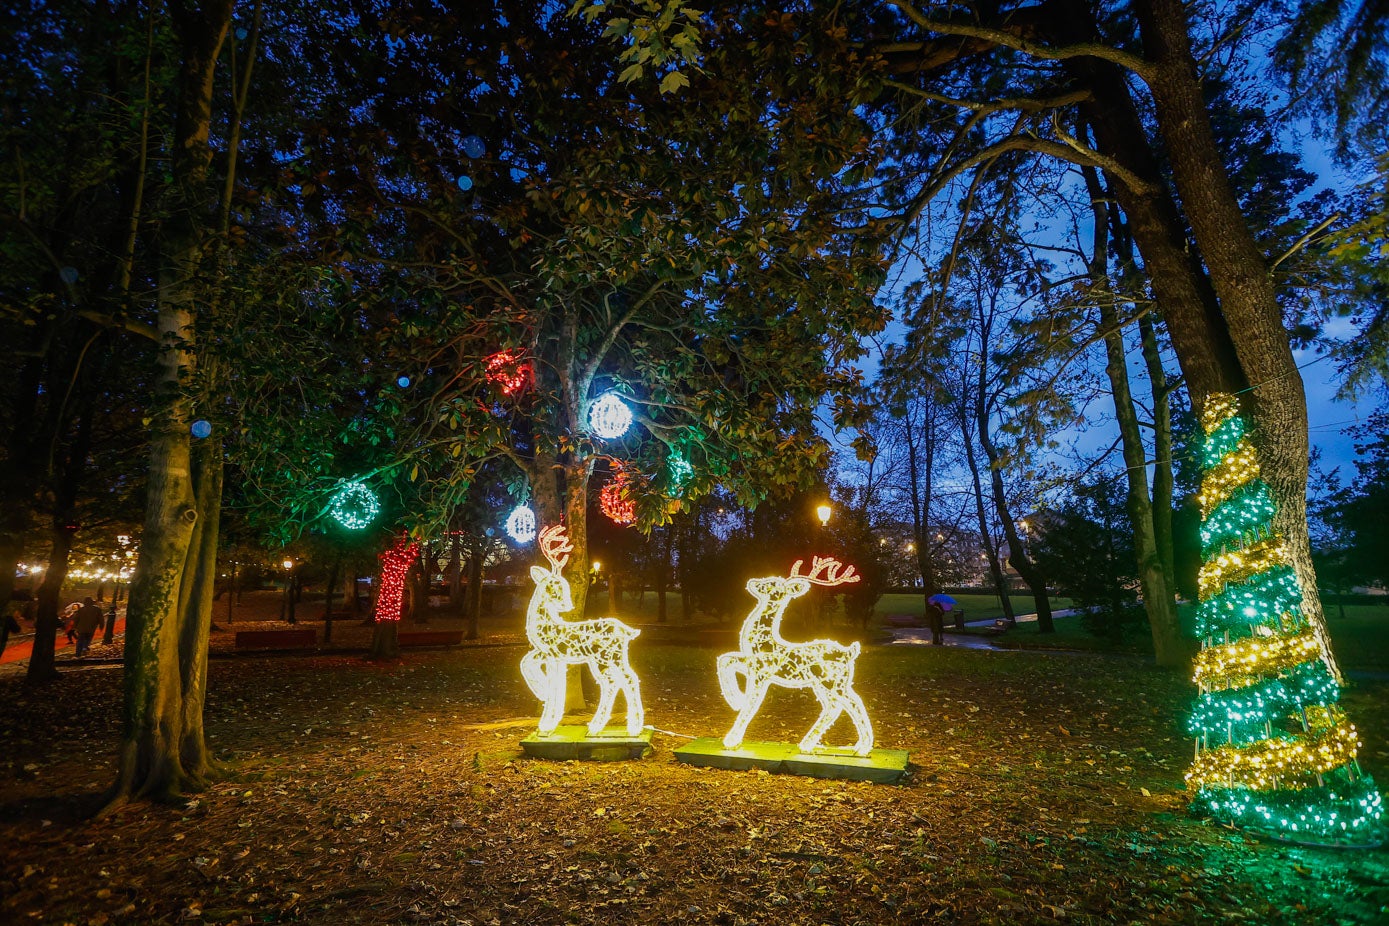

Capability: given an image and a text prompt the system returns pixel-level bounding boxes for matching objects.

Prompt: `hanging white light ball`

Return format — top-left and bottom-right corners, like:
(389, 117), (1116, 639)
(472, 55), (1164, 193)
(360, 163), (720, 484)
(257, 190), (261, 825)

(506, 504), (537, 544)
(588, 392), (633, 439)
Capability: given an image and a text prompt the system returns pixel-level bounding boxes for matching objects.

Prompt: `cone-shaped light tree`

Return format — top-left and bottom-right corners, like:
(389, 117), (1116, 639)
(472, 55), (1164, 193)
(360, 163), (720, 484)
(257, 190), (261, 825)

(1186, 394), (1383, 842)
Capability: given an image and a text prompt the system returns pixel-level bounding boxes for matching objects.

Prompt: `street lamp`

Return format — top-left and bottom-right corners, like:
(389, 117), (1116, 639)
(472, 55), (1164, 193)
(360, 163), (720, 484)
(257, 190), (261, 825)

(281, 558), (297, 624)
(815, 503), (832, 528)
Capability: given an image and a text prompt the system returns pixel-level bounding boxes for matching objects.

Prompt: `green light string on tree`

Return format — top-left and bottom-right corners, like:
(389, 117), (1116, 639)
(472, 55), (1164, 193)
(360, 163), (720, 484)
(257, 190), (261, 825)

(1186, 394), (1383, 844)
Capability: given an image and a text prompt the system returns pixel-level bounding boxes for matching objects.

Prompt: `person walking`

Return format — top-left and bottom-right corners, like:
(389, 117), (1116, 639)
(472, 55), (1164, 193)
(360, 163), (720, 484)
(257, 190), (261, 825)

(925, 600), (945, 646)
(1, 609), (21, 655)
(61, 601), (81, 643)
(71, 597), (104, 658)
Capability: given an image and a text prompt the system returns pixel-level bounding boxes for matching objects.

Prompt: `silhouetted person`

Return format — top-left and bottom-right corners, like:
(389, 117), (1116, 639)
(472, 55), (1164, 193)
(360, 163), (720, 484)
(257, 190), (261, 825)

(926, 601), (944, 646)
(72, 597), (103, 657)
(102, 600), (118, 645)
(1, 610), (20, 655)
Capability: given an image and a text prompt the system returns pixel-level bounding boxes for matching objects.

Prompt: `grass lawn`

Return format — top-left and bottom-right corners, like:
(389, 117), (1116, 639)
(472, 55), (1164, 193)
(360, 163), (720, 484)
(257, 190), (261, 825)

(2, 638), (1386, 924)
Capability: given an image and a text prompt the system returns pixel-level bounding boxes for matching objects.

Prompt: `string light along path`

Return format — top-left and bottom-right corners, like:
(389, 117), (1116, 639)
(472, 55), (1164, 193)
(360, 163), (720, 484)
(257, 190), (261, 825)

(520, 526), (645, 737)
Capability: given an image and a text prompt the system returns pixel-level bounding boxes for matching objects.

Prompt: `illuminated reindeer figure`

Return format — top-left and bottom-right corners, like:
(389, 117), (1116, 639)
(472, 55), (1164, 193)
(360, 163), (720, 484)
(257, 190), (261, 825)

(520, 525), (645, 737)
(717, 557), (874, 756)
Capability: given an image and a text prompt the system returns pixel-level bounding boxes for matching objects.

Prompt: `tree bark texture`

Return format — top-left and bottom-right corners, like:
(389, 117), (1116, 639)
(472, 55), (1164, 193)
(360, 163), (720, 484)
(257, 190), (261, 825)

(106, 0), (232, 809)
(1134, 0), (1338, 678)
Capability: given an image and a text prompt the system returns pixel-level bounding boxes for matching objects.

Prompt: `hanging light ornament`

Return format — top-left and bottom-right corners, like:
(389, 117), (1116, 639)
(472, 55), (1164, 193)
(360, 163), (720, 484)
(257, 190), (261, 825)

(667, 451), (694, 491)
(506, 504), (537, 543)
(588, 391), (633, 439)
(600, 468), (637, 525)
(329, 480), (381, 530)
(485, 348), (533, 396)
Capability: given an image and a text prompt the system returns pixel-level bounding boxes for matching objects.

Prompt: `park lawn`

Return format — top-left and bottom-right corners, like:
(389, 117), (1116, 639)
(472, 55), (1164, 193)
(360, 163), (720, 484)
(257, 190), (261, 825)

(1323, 602), (1389, 673)
(2, 643), (1386, 925)
(873, 592), (1075, 625)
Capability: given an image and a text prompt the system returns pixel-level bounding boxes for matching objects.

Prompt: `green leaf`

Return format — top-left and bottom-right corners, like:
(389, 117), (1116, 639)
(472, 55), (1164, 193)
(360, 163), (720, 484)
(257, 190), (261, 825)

(618, 62), (644, 83)
(658, 70), (689, 94)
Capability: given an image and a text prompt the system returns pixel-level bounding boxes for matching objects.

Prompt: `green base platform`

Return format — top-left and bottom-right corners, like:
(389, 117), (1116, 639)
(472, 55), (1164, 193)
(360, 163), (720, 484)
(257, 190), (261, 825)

(520, 725), (653, 761)
(673, 738), (911, 784)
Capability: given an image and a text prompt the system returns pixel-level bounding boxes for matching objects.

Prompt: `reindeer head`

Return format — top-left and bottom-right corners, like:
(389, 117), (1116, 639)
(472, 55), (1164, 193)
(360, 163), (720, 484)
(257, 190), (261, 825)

(745, 556), (860, 602)
(530, 525), (574, 613)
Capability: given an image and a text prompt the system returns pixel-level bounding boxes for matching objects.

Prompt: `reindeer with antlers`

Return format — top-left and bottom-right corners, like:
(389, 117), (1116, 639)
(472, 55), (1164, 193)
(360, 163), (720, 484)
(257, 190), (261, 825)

(520, 525), (645, 737)
(717, 557), (874, 756)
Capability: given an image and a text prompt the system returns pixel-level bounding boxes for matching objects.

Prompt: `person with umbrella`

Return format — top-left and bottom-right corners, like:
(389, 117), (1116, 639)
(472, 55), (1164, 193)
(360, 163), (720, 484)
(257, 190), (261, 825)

(926, 593), (956, 645)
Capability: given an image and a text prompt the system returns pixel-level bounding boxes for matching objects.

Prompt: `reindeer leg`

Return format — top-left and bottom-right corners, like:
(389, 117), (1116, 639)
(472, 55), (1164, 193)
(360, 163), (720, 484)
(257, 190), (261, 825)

(537, 660), (567, 735)
(716, 653), (748, 711)
(723, 676), (771, 750)
(842, 689), (875, 756)
(798, 685), (843, 754)
(587, 665), (620, 736)
(619, 663), (644, 736)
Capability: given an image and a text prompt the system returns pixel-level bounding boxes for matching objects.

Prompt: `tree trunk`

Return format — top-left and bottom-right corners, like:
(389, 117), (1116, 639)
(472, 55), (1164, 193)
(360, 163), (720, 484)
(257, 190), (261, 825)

(465, 544), (483, 640)
(105, 0), (232, 811)
(178, 438), (222, 785)
(1083, 165), (1186, 666)
(1135, 0), (1338, 678)
(959, 391), (1014, 621)
(323, 558), (339, 645)
(656, 527), (672, 622)
(974, 321), (1048, 631)
(529, 453), (589, 711)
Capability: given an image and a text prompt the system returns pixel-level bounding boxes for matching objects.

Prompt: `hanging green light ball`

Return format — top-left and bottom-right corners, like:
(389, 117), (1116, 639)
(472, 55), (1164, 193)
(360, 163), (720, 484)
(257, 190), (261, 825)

(329, 481), (380, 530)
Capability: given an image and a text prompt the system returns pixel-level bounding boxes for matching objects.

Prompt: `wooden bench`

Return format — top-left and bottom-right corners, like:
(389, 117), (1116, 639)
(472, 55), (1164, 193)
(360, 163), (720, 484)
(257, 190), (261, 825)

(398, 630), (464, 648)
(234, 629), (317, 650)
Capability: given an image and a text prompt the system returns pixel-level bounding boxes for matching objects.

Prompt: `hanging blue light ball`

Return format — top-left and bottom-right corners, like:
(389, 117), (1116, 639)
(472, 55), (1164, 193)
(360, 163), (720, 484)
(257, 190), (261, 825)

(191, 419), (213, 439)
(462, 135), (485, 159)
(59, 266), (79, 285)
(397, 375), (411, 388)
(457, 175), (473, 191)
(235, 26), (248, 40)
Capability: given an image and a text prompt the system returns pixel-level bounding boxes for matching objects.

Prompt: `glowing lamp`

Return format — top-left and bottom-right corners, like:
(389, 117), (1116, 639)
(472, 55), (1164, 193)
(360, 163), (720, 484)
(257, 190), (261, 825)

(396, 375), (411, 388)
(191, 419), (212, 439)
(505, 504), (537, 544)
(457, 175), (473, 191)
(328, 480), (380, 530)
(816, 504), (832, 527)
(282, 559), (294, 571)
(717, 557), (873, 756)
(520, 526), (644, 737)
(588, 392), (633, 439)
(462, 135), (485, 158)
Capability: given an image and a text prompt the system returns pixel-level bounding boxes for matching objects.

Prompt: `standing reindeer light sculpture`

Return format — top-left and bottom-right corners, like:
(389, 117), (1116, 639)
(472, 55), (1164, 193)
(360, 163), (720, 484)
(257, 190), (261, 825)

(718, 557), (874, 756)
(520, 525), (645, 737)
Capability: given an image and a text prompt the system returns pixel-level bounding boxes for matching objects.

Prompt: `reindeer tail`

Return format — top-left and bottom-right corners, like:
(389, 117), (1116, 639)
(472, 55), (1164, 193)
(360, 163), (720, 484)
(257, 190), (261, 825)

(849, 641), (861, 659)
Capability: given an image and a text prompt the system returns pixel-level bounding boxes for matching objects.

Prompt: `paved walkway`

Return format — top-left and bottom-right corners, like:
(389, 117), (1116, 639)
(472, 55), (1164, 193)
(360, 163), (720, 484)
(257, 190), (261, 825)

(887, 609), (1082, 648)
(1, 616), (126, 665)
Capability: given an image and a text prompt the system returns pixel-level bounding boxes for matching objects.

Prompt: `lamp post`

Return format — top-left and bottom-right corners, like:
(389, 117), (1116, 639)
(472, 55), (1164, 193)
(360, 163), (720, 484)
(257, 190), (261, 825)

(281, 558), (296, 624)
(816, 503), (832, 528)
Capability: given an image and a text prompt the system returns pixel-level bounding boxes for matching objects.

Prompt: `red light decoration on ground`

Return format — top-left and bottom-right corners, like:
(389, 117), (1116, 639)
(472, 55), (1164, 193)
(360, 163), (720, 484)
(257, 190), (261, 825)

(376, 535), (421, 622)
(485, 349), (533, 396)
(600, 468), (636, 525)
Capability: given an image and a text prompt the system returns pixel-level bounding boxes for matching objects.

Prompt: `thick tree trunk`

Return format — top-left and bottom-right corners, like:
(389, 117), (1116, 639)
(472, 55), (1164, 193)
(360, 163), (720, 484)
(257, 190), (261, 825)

(178, 439), (222, 785)
(105, 0), (232, 811)
(1138, 314), (1176, 589)
(529, 454), (589, 710)
(1135, 0), (1338, 678)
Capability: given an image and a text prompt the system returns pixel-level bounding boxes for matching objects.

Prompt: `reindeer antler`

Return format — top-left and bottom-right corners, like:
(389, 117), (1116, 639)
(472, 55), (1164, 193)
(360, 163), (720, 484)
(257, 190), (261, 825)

(789, 556), (860, 586)
(538, 525), (572, 571)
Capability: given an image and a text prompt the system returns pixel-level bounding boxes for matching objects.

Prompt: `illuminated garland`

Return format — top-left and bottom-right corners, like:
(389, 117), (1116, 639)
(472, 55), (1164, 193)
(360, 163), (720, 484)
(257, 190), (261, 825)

(667, 451), (694, 491)
(1194, 564), (1301, 638)
(1192, 631), (1321, 690)
(717, 557), (873, 756)
(1186, 393), (1382, 843)
(520, 526), (644, 737)
(1187, 709), (1361, 792)
(376, 535), (421, 622)
(599, 468), (637, 525)
(506, 504), (537, 543)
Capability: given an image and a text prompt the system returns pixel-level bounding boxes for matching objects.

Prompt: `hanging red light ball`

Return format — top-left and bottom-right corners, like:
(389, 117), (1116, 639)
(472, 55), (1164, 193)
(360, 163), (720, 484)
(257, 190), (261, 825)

(485, 348), (533, 396)
(376, 535), (421, 622)
(600, 469), (637, 526)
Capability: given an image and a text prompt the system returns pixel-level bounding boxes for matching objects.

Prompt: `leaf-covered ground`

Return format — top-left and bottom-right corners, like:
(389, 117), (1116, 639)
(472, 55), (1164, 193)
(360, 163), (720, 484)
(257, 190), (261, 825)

(2, 637), (1386, 925)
